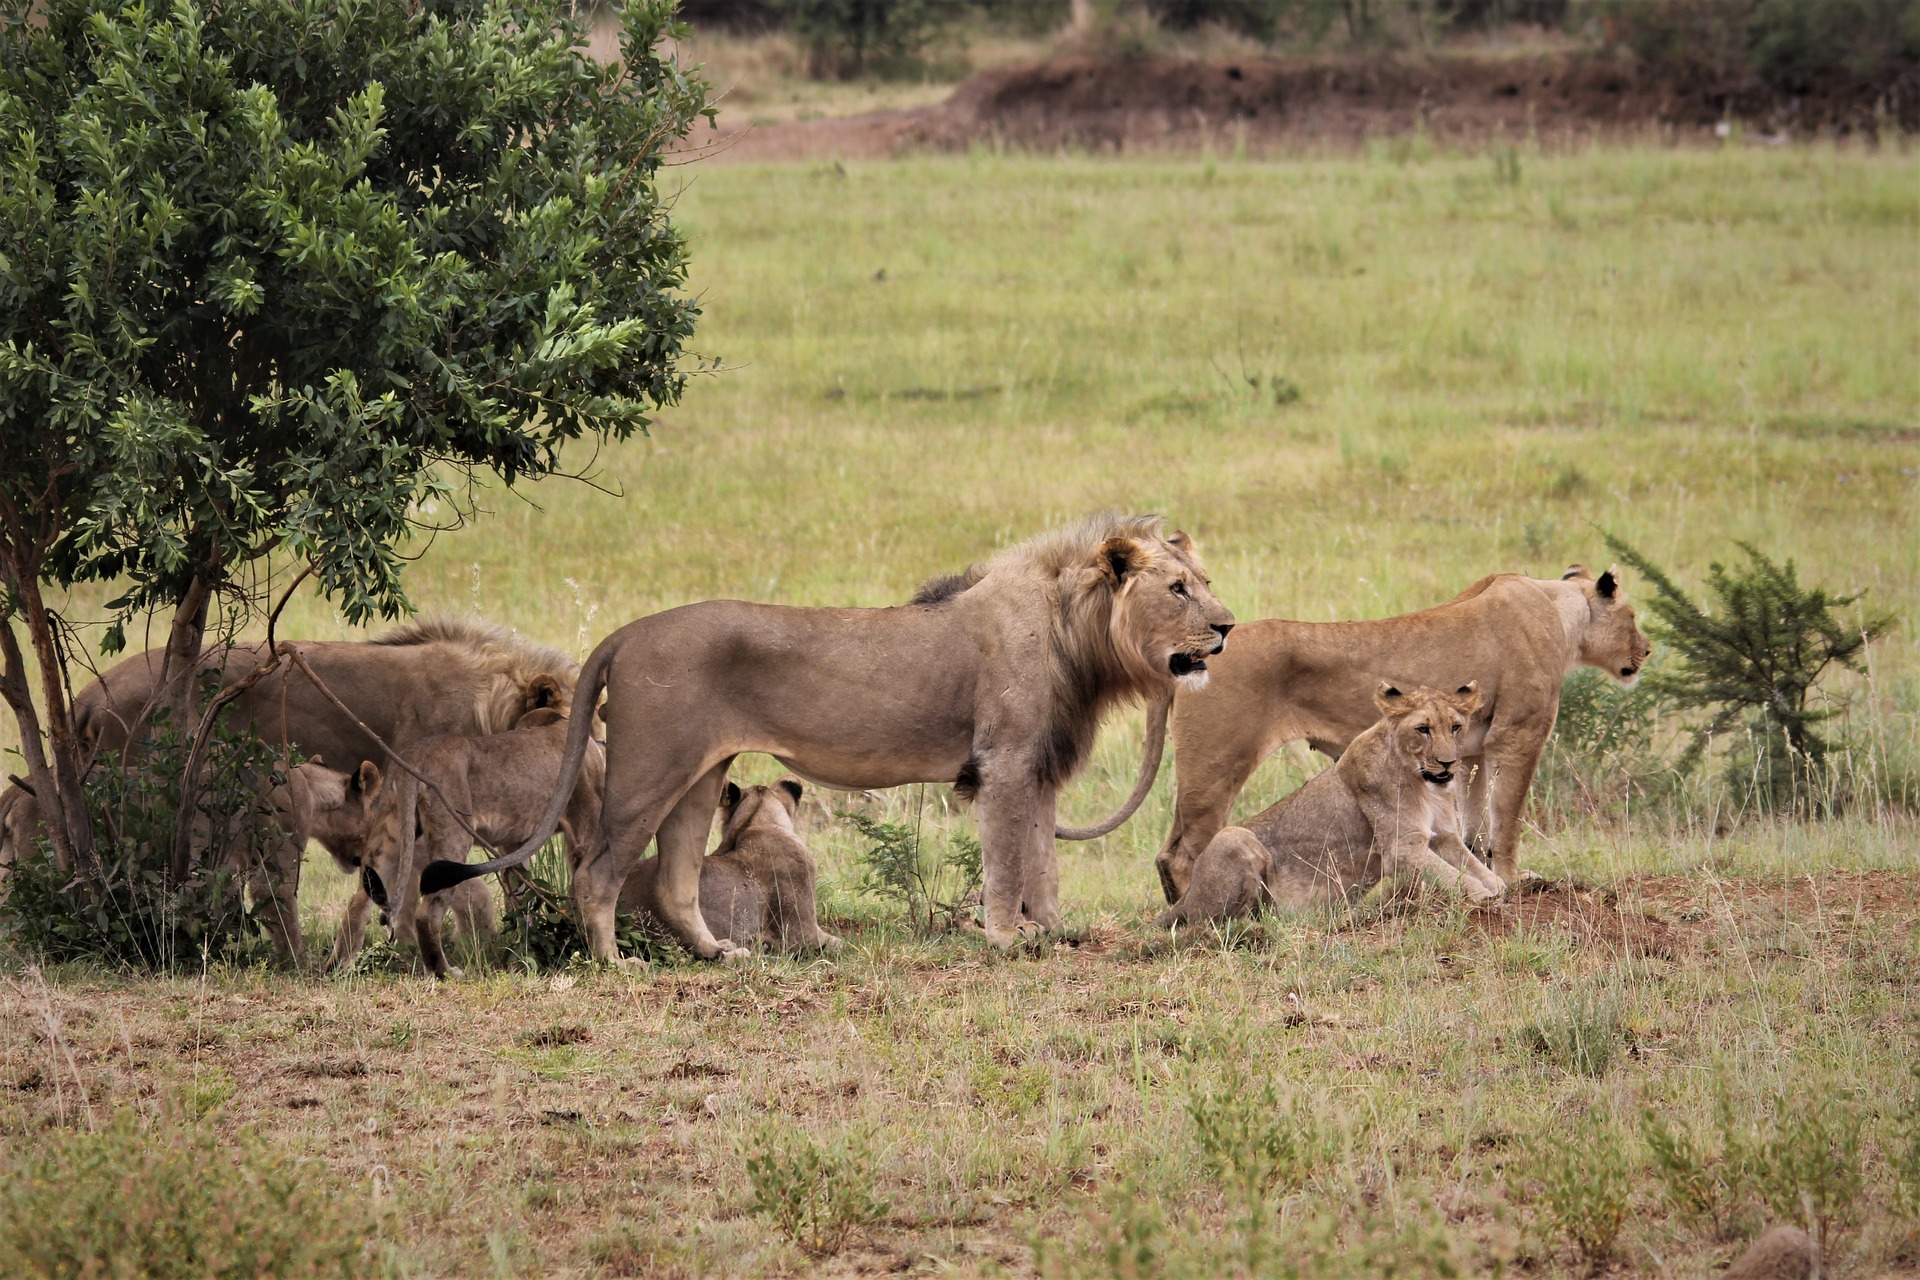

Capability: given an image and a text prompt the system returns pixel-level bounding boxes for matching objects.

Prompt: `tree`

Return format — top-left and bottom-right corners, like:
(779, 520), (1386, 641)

(0, 0), (711, 873)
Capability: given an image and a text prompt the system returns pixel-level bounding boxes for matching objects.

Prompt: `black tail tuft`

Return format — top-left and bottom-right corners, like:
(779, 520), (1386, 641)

(420, 858), (483, 897)
(362, 866), (388, 909)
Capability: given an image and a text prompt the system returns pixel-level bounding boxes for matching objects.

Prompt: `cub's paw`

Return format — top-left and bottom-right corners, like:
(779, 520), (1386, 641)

(438, 965), (466, 981)
(611, 955), (650, 976)
(713, 942), (753, 965)
(1506, 869), (1551, 895)
(816, 932), (846, 953)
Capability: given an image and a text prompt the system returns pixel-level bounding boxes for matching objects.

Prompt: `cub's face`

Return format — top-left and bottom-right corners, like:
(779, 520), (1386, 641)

(1375, 682), (1481, 787)
(1569, 564), (1653, 686)
(1098, 529), (1236, 690)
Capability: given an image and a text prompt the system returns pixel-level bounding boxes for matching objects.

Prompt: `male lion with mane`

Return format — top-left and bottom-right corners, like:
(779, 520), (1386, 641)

(1158, 683), (1501, 929)
(71, 616), (580, 772)
(426, 513), (1234, 962)
(1156, 565), (1650, 900)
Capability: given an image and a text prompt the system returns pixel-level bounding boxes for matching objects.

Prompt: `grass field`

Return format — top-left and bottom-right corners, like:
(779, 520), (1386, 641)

(3, 144), (1918, 1278)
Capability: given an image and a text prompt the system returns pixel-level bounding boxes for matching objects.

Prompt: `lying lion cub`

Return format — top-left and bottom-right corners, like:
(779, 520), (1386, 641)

(341, 708), (604, 978)
(621, 779), (841, 954)
(1157, 683), (1503, 928)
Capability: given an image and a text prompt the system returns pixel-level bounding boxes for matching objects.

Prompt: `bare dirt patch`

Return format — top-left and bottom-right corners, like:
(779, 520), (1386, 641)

(695, 52), (1907, 162)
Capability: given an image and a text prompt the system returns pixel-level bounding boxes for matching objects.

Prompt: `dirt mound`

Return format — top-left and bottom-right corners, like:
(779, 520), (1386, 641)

(699, 52), (1908, 161)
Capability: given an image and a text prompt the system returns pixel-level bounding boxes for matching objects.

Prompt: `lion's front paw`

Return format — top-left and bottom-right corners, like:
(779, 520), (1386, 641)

(1506, 869), (1550, 895)
(985, 920), (1046, 949)
(439, 965), (466, 980)
(816, 931), (846, 953)
(713, 942), (753, 965)
(611, 955), (650, 976)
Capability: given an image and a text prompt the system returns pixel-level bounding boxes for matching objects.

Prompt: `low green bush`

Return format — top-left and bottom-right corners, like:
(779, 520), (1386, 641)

(744, 1122), (889, 1256)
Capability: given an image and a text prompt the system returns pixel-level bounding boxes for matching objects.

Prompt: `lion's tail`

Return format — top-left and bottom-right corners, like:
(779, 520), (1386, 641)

(1054, 692), (1170, 841)
(417, 635), (614, 897)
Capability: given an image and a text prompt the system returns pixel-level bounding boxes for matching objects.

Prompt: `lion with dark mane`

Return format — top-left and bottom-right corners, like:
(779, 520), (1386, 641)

(426, 513), (1234, 963)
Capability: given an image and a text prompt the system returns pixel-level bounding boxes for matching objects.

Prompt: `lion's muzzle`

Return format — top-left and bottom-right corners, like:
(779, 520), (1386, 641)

(1421, 769), (1454, 786)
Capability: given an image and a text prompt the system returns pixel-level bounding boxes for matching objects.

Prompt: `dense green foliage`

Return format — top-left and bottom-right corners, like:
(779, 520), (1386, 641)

(0, 713), (285, 970)
(0, 0), (709, 630)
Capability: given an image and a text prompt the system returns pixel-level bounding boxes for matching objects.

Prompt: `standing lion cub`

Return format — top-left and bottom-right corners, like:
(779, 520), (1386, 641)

(1157, 683), (1503, 929)
(621, 778), (841, 954)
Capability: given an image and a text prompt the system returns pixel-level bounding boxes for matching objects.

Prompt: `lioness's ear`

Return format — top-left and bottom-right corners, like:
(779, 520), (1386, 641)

(1596, 565), (1619, 599)
(777, 778), (804, 808)
(1454, 681), (1482, 713)
(1373, 681), (1403, 714)
(720, 781), (742, 812)
(1096, 536), (1148, 585)
(355, 761), (383, 802)
(1562, 564), (1591, 581)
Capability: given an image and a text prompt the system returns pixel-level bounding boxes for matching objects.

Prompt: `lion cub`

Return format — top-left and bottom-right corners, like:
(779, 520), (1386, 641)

(338, 708), (604, 978)
(1157, 683), (1504, 928)
(621, 778), (840, 954)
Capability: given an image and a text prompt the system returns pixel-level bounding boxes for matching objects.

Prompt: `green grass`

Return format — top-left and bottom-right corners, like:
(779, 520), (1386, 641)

(4, 144), (1918, 1276)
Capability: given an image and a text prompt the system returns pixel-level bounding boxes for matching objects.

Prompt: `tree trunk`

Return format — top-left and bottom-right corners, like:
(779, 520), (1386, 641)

(19, 583), (95, 874)
(0, 613), (72, 872)
(158, 577), (213, 879)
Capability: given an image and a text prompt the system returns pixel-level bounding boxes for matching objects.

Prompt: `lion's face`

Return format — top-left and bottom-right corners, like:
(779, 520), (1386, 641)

(1568, 564), (1653, 687)
(718, 777), (803, 844)
(1375, 682), (1481, 787)
(1098, 529), (1235, 691)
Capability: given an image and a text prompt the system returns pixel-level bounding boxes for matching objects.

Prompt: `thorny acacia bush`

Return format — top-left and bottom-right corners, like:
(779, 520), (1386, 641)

(0, 714), (287, 971)
(0, 1112), (367, 1279)
(1605, 537), (1895, 813)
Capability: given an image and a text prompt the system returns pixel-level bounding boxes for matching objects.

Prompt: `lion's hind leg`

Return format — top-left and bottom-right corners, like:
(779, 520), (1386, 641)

(1155, 827), (1271, 930)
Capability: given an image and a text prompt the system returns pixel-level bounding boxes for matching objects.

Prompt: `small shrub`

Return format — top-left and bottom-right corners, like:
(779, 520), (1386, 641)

(844, 809), (981, 936)
(0, 714), (285, 972)
(495, 839), (676, 972)
(1526, 1109), (1632, 1265)
(1520, 988), (1622, 1078)
(744, 1123), (889, 1257)
(1605, 535), (1893, 812)
(0, 1113), (367, 1279)
(1185, 1073), (1329, 1204)
(1643, 1106), (1737, 1234)
(1893, 1068), (1920, 1220)
(1750, 1086), (1864, 1256)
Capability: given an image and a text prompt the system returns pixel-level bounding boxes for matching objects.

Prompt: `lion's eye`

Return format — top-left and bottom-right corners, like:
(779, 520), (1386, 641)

(1170, 581), (1188, 597)
(1416, 725), (1431, 735)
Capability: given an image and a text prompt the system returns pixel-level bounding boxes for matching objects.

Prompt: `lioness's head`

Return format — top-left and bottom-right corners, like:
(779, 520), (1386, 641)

(275, 758), (384, 874)
(717, 778), (804, 847)
(1374, 681), (1481, 787)
(1562, 564), (1653, 687)
(1091, 528), (1235, 691)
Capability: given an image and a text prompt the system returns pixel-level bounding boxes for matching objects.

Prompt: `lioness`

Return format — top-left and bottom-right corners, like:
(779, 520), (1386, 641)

(72, 616), (580, 773)
(426, 513), (1235, 962)
(1157, 683), (1501, 929)
(621, 779), (841, 953)
(1156, 565), (1649, 900)
(344, 708), (604, 978)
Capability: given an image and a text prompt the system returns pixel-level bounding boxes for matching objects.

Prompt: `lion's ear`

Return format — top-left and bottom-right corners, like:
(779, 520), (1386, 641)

(720, 781), (742, 812)
(1373, 681), (1404, 714)
(355, 760), (383, 803)
(1096, 535), (1148, 585)
(1167, 529), (1198, 556)
(526, 675), (563, 711)
(1596, 565), (1619, 599)
(1453, 681), (1482, 714)
(777, 778), (804, 809)
(1562, 564), (1591, 581)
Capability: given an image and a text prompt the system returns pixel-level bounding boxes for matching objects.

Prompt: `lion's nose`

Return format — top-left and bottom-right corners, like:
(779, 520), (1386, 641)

(1211, 622), (1233, 650)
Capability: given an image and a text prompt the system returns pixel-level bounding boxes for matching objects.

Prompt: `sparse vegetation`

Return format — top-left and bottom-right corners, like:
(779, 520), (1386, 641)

(0, 1113), (367, 1279)
(744, 1122), (890, 1256)
(1525, 1107), (1633, 1265)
